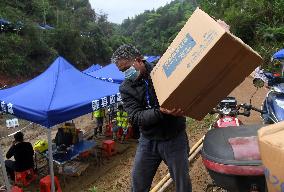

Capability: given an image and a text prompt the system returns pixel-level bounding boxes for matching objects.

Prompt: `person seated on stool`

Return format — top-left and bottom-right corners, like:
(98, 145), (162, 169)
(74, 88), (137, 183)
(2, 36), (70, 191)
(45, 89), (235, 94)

(5, 132), (34, 180)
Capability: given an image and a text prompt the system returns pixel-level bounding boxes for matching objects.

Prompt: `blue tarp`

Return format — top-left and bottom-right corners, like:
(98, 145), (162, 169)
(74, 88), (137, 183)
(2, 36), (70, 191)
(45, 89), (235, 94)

(0, 57), (120, 128)
(83, 64), (102, 73)
(273, 49), (284, 60)
(86, 56), (160, 84)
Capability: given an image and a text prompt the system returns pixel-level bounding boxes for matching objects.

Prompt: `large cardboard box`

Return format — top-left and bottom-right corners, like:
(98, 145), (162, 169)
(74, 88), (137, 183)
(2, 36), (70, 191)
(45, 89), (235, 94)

(150, 8), (263, 120)
(258, 122), (284, 192)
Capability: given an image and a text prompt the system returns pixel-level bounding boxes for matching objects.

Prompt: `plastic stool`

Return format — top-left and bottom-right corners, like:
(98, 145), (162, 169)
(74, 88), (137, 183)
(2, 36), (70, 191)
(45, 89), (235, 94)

(11, 186), (24, 192)
(15, 168), (36, 186)
(40, 175), (62, 192)
(102, 140), (115, 157)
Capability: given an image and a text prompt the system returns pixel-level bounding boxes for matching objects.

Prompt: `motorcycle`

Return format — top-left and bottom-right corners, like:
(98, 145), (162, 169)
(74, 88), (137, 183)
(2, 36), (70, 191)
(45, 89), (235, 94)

(202, 97), (266, 192)
(210, 96), (263, 128)
(253, 49), (284, 124)
(201, 49), (284, 192)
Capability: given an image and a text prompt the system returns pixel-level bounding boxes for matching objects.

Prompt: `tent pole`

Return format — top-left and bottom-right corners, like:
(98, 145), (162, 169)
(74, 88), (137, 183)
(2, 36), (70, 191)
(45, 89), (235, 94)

(0, 145), (11, 192)
(47, 129), (55, 192)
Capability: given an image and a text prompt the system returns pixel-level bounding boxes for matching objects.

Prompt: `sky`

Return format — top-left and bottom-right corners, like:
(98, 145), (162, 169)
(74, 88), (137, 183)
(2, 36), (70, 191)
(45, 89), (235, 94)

(89, 0), (174, 24)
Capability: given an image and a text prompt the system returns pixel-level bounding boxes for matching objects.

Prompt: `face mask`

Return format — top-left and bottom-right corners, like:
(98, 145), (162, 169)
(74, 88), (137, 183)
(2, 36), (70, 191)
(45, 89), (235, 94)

(124, 66), (140, 80)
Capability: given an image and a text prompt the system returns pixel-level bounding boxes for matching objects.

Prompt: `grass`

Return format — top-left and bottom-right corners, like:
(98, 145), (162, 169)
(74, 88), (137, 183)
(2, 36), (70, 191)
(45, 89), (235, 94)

(89, 186), (99, 192)
(186, 115), (216, 134)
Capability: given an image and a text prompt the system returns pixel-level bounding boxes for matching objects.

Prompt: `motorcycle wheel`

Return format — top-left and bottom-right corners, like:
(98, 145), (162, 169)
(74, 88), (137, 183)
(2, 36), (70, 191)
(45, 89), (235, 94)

(206, 184), (227, 192)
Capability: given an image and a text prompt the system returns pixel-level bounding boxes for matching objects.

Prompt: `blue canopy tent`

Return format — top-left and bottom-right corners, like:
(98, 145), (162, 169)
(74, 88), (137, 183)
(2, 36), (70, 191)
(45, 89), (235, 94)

(0, 18), (10, 25)
(0, 56), (120, 191)
(37, 24), (46, 30)
(87, 64), (124, 84)
(83, 64), (102, 73)
(43, 24), (54, 30)
(0, 18), (11, 32)
(0, 57), (120, 127)
(38, 24), (54, 30)
(144, 55), (160, 63)
(86, 56), (160, 84)
(273, 49), (284, 60)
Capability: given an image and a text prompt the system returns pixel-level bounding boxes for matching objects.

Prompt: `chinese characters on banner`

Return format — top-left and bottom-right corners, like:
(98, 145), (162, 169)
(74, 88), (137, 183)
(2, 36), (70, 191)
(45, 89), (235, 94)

(92, 93), (121, 111)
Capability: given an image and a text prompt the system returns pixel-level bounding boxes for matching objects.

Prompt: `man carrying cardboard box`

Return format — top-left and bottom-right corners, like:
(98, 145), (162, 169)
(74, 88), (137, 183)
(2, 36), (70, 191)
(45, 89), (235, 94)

(111, 44), (191, 192)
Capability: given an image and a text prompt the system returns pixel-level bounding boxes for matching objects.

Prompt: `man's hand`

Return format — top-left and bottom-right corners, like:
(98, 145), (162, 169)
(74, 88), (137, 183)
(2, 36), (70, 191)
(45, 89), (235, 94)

(160, 107), (185, 117)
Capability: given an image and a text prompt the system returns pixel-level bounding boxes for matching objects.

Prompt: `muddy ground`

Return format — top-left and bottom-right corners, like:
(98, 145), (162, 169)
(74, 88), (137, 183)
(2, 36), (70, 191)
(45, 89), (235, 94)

(0, 76), (267, 192)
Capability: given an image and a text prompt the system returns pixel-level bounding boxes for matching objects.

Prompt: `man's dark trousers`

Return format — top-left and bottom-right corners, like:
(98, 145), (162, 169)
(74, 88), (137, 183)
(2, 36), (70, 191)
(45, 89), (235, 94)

(131, 130), (192, 192)
(5, 160), (15, 180)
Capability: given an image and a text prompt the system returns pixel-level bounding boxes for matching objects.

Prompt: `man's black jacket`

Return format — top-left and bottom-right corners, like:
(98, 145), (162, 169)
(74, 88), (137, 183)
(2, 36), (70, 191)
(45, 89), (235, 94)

(119, 62), (186, 140)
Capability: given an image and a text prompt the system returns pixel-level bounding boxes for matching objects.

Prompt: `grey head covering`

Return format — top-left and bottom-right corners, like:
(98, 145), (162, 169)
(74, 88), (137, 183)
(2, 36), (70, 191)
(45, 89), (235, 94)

(111, 44), (143, 64)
